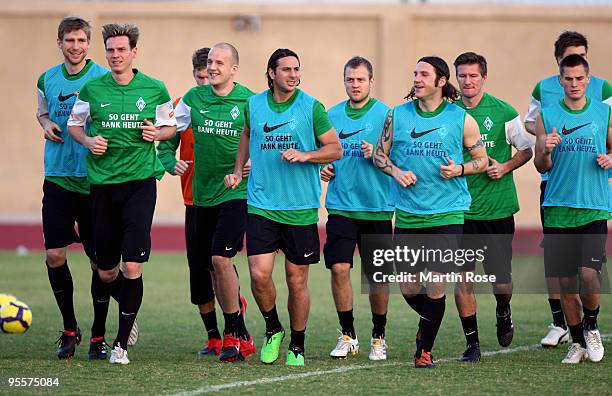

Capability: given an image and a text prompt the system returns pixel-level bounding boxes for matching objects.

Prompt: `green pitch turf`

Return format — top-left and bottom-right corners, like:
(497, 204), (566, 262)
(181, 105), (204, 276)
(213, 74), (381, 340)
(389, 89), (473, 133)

(0, 251), (611, 395)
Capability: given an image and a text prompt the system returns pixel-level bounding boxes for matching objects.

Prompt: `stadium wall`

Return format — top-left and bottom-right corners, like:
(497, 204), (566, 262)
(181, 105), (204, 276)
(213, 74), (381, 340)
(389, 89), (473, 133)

(1, 1), (611, 249)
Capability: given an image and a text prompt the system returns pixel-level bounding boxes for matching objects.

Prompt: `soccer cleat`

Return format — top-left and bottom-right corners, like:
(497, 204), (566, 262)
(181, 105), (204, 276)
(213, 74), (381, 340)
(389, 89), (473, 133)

(368, 337), (387, 361)
(261, 328), (285, 364)
(330, 330), (359, 358)
(561, 343), (587, 364)
(286, 345), (305, 366)
(239, 295), (247, 319)
(56, 327), (82, 359)
(496, 309), (514, 347)
(584, 328), (604, 362)
(197, 338), (222, 356)
(458, 343), (481, 362)
(219, 334), (243, 362)
(109, 344), (130, 365)
(414, 349), (436, 369)
(88, 337), (108, 360)
(127, 318), (139, 347)
(239, 335), (256, 358)
(541, 324), (569, 348)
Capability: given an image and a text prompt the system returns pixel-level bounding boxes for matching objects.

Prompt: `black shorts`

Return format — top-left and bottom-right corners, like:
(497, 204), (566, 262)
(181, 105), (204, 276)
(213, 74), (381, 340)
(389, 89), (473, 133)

(323, 214), (392, 268)
(459, 216), (514, 284)
(195, 199), (246, 270)
(90, 178), (156, 270)
(42, 179), (94, 260)
(246, 213), (320, 265)
(394, 224), (462, 274)
(185, 205), (215, 305)
(544, 220), (607, 278)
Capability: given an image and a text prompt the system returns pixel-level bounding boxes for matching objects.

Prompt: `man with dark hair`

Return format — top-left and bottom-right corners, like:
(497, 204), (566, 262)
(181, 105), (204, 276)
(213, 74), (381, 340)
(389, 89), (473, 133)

(452, 52), (534, 362)
(225, 48), (342, 366)
(534, 54), (610, 364)
(37, 16), (116, 360)
(68, 22), (177, 365)
(174, 42), (255, 363)
(524, 30), (612, 348)
(374, 56), (487, 368)
(320, 56), (392, 361)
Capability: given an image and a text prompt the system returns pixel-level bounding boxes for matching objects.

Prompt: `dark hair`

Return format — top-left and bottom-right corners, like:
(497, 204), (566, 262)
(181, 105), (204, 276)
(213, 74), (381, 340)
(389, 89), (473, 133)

(57, 16), (91, 41)
(192, 47), (210, 70)
(559, 54), (590, 76)
(102, 23), (139, 49)
(453, 52), (487, 77)
(344, 56), (373, 79)
(406, 56), (459, 101)
(554, 31), (588, 60)
(266, 48), (300, 91)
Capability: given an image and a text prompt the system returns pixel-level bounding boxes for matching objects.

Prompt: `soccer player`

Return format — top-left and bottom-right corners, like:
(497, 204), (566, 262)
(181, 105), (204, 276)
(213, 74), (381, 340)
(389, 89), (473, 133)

(174, 42), (255, 362)
(68, 23), (177, 365)
(524, 31), (612, 347)
(452, 52), (534, 361)
(225, 48), (342, 366)
(320, 56), (392, 360)
(374, 56), (487, 368)
(534, 54), (610, 364)
(37, 16), (114, 360)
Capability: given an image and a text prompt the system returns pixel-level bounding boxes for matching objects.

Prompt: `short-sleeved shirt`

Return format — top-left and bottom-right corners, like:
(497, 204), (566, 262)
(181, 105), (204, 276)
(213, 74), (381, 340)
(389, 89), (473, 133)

(67, 69), (176, 185)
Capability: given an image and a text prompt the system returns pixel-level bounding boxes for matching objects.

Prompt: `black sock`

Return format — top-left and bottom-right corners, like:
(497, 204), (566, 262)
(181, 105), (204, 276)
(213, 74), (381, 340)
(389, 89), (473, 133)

(290, 327), (305, 351)
(114, 276), (143, 350)
(261, 306), (283, 334)
(222, 311), (240, 336)
(418, 295), (446, 352)
(569, 323), (586, 347)
(582, 306), (600, 331)
(91, 270), (110, 339)
(548, 298), (566, 329)
(200, 310), (221, 340)
(235, 311), (250, 340)
(337, 310), (356, 338)
(372, 312), (387, 339)
(403, 287), (426, 315)
(460, 314), (479, 345)
(106, 270), (124, 303)
(496, 301), (511, 317)
(46, 261), (77, 331)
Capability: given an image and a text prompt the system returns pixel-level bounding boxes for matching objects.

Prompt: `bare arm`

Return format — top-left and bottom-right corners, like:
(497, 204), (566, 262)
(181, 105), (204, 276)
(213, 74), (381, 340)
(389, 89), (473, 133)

(440, 114), (487, 178)
(596, 110), (612, 169)
(373, 109), (417, 187)
(534, 115), (560, 173)
(224, 126), (251, 189)
(487, 148), (533, 180)
(68, 125), (108, 156)
(280, 128), (342, 164)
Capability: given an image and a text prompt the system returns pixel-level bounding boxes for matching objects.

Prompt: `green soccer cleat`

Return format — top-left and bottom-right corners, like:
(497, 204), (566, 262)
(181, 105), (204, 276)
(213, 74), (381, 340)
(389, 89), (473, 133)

(261, 328), (285, 364)
(286, 345), (305, 366)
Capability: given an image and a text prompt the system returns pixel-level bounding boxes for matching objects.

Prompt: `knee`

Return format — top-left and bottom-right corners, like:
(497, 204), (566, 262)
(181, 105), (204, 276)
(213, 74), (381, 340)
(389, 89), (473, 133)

(250, 267), (271, 287)
(123, 262), (142, 279)
(45, 249), (66, 267)
(99, 267), (119, 283)
(331, 264), (350, 282)
(286, 269), (308, 292)
(454, 279), (474, 295)
(211, 256), (231, 273)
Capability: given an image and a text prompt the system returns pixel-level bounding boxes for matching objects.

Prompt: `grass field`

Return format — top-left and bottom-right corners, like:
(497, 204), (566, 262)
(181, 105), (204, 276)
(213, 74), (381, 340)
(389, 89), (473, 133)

(1, 251), (611, 395)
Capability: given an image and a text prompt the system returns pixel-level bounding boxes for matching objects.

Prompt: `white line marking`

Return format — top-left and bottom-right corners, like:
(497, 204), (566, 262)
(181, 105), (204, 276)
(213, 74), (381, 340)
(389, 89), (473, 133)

(167, 333), (612, 396)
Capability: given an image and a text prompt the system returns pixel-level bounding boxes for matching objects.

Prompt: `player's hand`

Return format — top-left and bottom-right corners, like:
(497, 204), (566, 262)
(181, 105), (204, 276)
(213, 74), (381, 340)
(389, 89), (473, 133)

(392, 168), (417, 187)
(87, 135), (108, 156)
(242, 160), (251, 178)
(320, 164), (335, 182)
(486, 157), (507, 180)
(361, 140), (373, 160)
(141, 119), (158, 142)
(43, 121), (63, 143)
(440, 157), (460, 179)
(596, 153), (612, 169)
(174, 160), (191, 176)
(544, 128), (561, 154)
(224, 172), (243, 189)
(281, 149), (309, 163)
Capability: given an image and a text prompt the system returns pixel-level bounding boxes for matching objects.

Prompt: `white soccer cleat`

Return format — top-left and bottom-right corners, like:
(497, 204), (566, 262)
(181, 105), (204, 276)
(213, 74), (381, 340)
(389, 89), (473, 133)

(368, 337), (387, 361)
(128, 318), (139, 347)
(584, 328), (604, 362)
(561, 343), (587, 364)
(330, 330), (359, 358)
(541, 324), (569, 347)
(109, 344), (130, 365)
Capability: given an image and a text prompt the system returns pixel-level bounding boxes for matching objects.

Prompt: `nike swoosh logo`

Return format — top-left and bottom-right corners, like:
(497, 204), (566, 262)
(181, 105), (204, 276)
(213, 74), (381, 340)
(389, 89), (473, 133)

(410, 127), (441, 139)
(338, 128), (365, 139)
(101, 103), (112, 108)
(200, 110), (209, 114)
(304, 252), (314, 258)
(58, 92), (76, 102)
(561, 122), (591, 135)
(225, 247), (233, 251)
(263, 121), (290, 133)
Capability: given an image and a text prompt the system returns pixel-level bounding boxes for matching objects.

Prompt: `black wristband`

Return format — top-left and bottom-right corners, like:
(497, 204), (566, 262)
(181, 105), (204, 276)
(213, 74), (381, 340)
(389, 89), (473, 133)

(460, 163), (465, 176)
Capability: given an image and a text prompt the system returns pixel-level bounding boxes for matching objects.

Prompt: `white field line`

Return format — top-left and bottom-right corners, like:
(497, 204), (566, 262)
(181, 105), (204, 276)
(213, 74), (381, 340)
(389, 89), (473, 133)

(167, 333), (612, 396)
